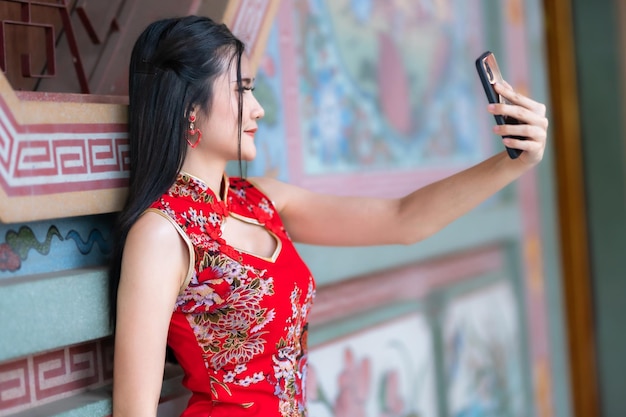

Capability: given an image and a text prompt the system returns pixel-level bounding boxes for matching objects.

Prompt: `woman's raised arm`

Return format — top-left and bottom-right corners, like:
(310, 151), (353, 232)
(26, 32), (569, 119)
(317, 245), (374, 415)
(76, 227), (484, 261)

(254, 82), (548, 247)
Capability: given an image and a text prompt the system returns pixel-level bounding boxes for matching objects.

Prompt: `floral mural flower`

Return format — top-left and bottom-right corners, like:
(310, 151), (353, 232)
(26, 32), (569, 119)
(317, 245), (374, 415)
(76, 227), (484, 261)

(0, 243), (21, 271)
(333, 348), (371, 417)
(379, 370), (406, 417)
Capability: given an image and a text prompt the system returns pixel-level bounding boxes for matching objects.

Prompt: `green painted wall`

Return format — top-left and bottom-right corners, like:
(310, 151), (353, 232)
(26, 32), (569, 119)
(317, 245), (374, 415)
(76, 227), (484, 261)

(571, 1), (626, 416)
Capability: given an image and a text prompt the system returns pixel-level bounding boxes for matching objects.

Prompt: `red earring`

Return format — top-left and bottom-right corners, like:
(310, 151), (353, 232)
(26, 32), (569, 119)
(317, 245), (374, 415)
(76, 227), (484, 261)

(187, 114), (202, 148)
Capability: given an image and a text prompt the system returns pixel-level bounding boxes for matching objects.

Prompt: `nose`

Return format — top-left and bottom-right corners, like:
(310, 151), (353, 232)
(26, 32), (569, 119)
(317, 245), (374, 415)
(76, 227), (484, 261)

(250, 94), (265, 120)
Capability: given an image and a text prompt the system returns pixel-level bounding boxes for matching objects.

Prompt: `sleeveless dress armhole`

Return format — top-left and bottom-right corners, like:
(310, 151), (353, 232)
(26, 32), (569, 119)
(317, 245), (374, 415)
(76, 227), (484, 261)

(245, 177), (279, 213)
(143, 208), (195, 293)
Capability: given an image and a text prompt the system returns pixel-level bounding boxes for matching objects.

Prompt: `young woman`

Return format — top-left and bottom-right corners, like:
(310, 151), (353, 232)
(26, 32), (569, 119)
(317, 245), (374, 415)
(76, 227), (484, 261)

(109, 15), (548, 417)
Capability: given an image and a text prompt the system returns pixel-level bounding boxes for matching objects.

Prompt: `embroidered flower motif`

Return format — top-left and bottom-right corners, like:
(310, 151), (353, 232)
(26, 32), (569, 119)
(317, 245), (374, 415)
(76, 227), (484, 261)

(273, 350), (296, 380)
(206, 240), (220, 252)
(252, 309), (276, 333)
(269, 277), (315, 417)
(232, 187), (246, 200)
(159, 203), (178, 221)
(237, 373), (266, 387)
(184, 208), (208, 228)
(179, 250), (276, 370)
(258, 198), (274, 216)
(207, 212), (221, 227)
(278, 399), (302, 417)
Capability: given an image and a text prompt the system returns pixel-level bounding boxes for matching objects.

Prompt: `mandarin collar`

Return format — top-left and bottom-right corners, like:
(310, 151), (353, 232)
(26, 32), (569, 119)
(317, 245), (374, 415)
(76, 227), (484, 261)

(178, 171), (229, 203)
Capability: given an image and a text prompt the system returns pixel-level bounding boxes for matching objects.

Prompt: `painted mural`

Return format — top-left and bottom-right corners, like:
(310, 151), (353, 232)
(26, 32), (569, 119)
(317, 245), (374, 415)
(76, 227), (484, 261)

(0, 0), (558, 416)
(249, 0), (498, 198)
(294, 0), (487, 175)
(0, 216), (113, 278)
(443, 282), (525, 417)
(247, 22), (290, 181)
(308, 314), (437, 417)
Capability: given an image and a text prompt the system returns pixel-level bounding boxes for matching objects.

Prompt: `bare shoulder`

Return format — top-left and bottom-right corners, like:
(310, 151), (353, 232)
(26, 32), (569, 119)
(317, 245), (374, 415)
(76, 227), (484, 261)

(126, 210), (182, 247)
(247, 176), (285, 194)
(122, 210), (190, 290)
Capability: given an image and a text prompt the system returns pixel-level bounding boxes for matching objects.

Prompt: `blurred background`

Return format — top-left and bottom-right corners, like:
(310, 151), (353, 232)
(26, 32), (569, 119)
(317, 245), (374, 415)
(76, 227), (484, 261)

(0, 0), (623, 416)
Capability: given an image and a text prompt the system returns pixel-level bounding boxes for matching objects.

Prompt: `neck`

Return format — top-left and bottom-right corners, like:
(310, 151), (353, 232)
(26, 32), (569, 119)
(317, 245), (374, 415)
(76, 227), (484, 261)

(180, 158), (227, 199)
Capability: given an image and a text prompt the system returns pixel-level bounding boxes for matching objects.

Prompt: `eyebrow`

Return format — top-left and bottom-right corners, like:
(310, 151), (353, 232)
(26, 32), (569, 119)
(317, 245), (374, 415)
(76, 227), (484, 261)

(232, 77), (255, 85)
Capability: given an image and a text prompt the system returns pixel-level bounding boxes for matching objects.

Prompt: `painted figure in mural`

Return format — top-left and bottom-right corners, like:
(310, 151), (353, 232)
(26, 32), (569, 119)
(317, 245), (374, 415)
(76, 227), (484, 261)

(108, 15), (547, 417)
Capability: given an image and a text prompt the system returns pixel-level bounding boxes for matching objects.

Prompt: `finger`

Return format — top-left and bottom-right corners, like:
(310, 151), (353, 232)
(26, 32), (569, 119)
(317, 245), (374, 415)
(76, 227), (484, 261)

(494, 83), (546, 116)
(493, 123), (547, 142)
(488, 103), (549, 129)
(496, 83), (546, 115)
(502, 134), (545, 157)
(502, 136), (544, 158)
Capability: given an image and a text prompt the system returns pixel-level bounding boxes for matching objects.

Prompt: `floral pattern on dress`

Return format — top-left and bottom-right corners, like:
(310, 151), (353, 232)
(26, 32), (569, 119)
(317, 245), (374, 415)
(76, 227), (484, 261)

(153, 173), (315, 416)
(180, 251), (276, 372)
(228, 179), (275, 225)
(271, 277), (316, 417)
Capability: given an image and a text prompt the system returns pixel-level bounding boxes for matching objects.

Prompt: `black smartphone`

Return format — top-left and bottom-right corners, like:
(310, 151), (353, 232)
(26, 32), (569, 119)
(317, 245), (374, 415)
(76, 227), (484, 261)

(475, 51), (525, 159)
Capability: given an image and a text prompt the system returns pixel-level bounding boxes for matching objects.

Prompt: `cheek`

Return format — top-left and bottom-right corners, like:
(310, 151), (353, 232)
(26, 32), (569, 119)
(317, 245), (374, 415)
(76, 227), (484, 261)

(205, 107), (238, 135)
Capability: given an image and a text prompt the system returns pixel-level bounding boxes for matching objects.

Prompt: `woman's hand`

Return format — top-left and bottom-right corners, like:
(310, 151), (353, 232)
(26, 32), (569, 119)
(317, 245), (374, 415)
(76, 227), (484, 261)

(489, 81), (548, 167)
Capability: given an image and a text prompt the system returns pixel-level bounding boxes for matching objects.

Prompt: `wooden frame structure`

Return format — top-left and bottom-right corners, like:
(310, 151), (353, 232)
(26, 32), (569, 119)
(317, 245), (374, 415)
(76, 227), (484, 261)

(543, 0), (599, 416)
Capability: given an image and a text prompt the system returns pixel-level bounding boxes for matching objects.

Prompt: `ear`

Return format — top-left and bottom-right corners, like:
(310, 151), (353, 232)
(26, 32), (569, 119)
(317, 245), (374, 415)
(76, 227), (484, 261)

(186, 106), (198, 121)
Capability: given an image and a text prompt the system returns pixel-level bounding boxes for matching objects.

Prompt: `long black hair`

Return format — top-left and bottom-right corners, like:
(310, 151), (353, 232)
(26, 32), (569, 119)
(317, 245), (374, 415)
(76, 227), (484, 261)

(108, 16), (245, 327)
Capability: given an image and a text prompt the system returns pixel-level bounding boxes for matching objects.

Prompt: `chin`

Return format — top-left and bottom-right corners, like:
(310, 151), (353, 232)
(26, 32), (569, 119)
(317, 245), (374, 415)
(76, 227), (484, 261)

(240, 145), (257, 161)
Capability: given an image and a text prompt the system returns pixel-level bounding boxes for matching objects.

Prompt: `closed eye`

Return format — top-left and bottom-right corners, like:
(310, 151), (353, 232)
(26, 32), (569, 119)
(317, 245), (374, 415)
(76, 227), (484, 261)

(237, 77), (256, 93)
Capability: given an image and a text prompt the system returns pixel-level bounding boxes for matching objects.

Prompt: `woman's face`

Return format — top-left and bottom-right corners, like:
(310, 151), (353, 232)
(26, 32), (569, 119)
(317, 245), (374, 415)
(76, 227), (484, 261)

(192, 54), (265, 162)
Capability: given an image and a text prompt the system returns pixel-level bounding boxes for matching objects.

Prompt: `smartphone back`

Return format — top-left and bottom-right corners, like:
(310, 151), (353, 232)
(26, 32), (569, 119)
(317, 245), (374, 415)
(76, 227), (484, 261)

(476, 51), (524, 159)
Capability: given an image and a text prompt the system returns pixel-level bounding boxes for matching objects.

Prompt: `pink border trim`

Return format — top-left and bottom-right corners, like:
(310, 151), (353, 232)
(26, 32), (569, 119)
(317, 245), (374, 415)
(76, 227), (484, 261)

(501, 4), (553, 415)
(309, 246), (504, 326)
(0, 97), (127, 134)
(0, 339), (112, 416)
(15, 91), (128, 105)
(229, 0), (271, 54)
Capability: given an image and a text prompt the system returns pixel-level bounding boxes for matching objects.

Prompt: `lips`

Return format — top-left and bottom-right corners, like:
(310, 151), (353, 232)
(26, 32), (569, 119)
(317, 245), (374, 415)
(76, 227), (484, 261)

(244, 128), (257, 137)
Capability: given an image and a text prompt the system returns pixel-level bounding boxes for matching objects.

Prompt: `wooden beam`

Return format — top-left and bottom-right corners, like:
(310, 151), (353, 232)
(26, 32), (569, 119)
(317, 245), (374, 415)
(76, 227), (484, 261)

(542, 0), (599, 416)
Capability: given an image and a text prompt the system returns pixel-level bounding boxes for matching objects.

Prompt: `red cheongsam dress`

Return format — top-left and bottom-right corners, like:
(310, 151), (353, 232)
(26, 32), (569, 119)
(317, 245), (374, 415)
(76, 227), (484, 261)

(147, 172), (316, 417)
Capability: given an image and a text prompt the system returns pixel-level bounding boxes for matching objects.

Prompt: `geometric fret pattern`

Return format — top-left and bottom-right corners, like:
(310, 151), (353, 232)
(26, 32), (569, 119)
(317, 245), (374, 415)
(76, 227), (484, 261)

(0, 358), (30, 411)
(0, 94), (129, 197)
(0, 338), (113, 417)
(0, 74), (130, 222)
(0, 68), (130, 222)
